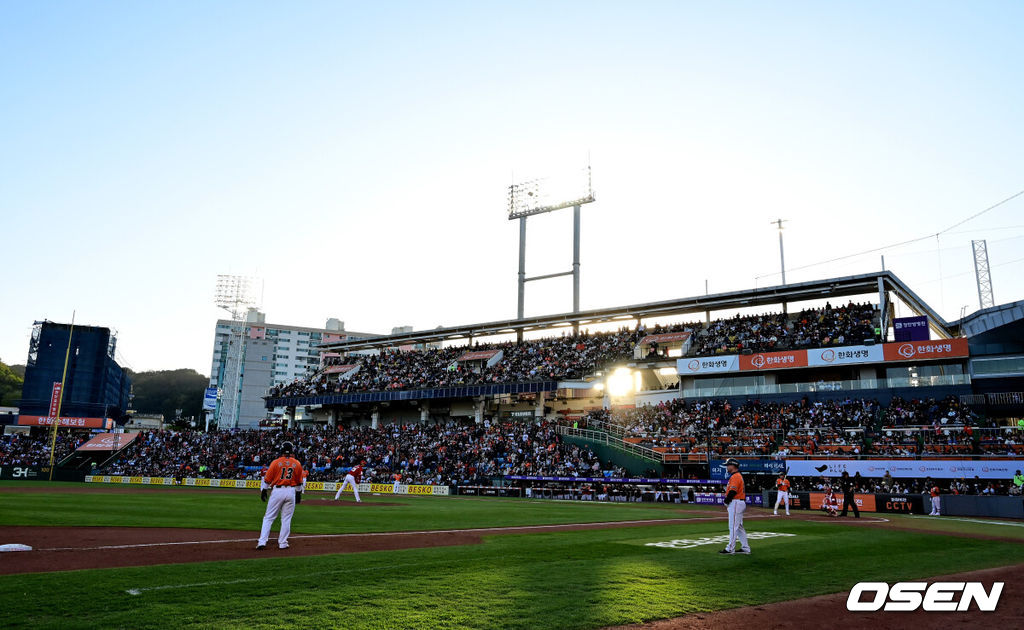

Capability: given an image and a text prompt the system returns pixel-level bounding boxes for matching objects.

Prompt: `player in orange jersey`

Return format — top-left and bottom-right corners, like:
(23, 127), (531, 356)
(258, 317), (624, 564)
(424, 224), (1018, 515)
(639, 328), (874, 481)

(719, 458), (751, 555)
(773, 472), (791, 516)
(256, 441), (304, 550)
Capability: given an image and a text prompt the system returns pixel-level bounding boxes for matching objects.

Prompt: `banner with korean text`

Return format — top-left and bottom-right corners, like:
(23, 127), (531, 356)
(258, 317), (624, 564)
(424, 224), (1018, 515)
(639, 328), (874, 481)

(806, 345), (884, 367)
(676, 355), (740, 375)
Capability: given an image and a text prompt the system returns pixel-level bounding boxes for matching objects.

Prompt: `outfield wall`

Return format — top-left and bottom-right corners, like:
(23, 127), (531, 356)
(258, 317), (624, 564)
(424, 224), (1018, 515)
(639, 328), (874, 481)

(941, 495), (1024, 518)
(82, 475), (450, 495)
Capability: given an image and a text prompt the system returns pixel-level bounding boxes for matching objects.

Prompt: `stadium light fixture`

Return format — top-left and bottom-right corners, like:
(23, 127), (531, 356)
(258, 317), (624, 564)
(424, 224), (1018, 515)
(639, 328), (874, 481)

(508, 166), (594, 219)
(508, 165), (595, 333)
(215, 274), (258, 320)
(606, 367), (634, 397)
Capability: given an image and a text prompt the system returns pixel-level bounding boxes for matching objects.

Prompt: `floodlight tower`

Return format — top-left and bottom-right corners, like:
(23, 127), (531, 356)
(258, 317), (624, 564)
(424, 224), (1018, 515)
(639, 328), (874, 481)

(214, 275), (259, 429)
(508, 165), (595, 335)
(972, 240), (995, 309)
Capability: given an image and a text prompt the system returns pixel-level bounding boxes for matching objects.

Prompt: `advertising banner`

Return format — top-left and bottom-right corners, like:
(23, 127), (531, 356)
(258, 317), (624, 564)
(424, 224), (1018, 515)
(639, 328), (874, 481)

(676, 355), (740, 375)
(693, 493), (764, 506)
(82, 476), (450, 495)
(806, 345), (884, 367)
(49, 382), (63, 418)
(739, 350), (808, 371)
(76, 432), (139, 452)
(202, 387), (218, 411)
(786, 459), (1017, 480)
(808, 492), (877, 512)
(506, 475), (724, 484)
(874, 493), (927, 515)
(639, 332), (691, 346)
(17, 415), (113, 429)
(893, 316), (929, 342)
(323, 365), (356, 375)
(457, 350), (500, 362)
(882, 338), (969, 362)
(709, 459), (786, 480)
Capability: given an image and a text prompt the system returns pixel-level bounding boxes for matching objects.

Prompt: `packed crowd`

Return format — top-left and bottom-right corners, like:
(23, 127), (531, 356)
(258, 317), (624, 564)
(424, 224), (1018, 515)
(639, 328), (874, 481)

(0, 432), (84, 467)
(687, 301), (879, 356)
(269, 327), (643, 398)
(98, 419), (610, 486)
(270, 303), (881, 398)
(588, 395), (1019, 458)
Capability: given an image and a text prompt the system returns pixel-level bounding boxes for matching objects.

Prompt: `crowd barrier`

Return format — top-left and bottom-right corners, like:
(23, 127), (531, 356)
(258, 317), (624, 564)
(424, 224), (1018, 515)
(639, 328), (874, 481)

(82, 475), (450, 495)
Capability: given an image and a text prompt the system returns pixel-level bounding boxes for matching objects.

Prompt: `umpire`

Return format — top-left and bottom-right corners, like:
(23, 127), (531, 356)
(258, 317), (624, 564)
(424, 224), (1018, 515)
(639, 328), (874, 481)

(838, 471), (860, 518)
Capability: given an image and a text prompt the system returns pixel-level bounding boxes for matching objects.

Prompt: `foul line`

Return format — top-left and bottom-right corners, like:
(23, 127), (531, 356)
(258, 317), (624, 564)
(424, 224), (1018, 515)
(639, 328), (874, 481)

(918, 516), (1024, 528)
(45, 515), (745, 553)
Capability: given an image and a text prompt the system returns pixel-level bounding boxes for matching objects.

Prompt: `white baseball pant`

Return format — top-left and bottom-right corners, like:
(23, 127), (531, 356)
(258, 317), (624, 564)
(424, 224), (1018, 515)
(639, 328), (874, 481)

(774, 490), (790, 514)
(930, 496), (941, 515)
(335, 474), (361, 501)
(258, 486), (296, 547)
(726, 499), (750, 552)
(392, 480), (400, 494)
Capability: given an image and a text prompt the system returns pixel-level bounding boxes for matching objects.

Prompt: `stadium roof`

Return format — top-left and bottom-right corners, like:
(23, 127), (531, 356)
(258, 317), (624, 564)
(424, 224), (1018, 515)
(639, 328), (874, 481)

(321, 271), (955, 352)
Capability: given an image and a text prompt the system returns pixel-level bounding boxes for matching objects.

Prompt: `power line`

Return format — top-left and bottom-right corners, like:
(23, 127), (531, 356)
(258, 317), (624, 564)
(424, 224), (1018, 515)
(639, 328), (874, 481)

(755, 187), (1024, 280)
(938, 189), (1024, 235)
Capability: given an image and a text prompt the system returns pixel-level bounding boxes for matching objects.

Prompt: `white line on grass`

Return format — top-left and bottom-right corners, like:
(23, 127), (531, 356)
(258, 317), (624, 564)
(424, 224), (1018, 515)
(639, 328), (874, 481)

(46, 515), (748, 552)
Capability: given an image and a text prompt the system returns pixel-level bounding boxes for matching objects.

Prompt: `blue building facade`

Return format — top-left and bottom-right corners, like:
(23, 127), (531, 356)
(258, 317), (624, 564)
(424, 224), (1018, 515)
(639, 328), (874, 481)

(20, 321), (131, 421)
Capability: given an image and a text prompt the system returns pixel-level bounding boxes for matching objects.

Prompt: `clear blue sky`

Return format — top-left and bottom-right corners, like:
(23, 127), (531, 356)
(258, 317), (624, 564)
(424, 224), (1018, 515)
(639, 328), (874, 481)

(2, 1), (1022, 375)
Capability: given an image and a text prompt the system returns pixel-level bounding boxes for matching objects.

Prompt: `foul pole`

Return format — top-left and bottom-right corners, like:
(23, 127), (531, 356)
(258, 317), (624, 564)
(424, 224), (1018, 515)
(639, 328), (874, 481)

(47, 312), (76, 480)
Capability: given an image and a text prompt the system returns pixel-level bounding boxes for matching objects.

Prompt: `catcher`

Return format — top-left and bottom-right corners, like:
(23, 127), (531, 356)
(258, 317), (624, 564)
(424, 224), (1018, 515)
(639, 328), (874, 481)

(821, 485), (840, 517)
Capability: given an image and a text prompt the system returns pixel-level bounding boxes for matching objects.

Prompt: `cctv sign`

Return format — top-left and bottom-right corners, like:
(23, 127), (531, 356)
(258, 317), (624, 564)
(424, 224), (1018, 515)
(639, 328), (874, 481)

(847, 582), (1003, 612)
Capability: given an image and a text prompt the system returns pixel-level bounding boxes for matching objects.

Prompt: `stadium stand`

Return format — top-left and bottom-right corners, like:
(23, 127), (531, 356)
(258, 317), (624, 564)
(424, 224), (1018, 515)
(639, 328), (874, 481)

(583, 395), (1019, 459)
(0, 432), (84, 467)
(96, 420), (624, 486)
(269, 302), (881, 398)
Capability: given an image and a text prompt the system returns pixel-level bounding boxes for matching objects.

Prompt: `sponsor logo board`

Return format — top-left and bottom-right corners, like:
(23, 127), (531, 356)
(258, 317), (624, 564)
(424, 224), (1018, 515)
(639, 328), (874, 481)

(677, 355), (740, 375)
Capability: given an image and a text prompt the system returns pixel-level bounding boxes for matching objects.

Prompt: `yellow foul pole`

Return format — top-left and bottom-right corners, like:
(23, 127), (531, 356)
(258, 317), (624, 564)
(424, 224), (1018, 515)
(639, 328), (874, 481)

(47, 312), (75, 480)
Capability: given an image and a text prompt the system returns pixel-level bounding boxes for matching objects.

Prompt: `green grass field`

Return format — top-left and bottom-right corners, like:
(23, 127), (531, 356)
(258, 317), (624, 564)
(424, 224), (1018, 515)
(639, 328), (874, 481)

(1, 482), (1022, 629)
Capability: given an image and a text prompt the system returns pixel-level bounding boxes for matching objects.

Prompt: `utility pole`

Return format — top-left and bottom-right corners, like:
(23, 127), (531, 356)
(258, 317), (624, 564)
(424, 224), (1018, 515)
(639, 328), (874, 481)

(772, 219), (788, 314)
(772, 219), (787, 284)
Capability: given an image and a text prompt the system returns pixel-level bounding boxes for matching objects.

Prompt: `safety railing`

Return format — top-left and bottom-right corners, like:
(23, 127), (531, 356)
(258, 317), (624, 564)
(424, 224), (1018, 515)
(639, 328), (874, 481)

(557, 425), (663, 464)
(682, 374), (971, 399)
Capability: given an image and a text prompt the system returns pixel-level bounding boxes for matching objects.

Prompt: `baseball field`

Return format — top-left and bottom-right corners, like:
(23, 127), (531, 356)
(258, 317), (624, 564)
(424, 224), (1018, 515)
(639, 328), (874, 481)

(1, 482), (1022, 629)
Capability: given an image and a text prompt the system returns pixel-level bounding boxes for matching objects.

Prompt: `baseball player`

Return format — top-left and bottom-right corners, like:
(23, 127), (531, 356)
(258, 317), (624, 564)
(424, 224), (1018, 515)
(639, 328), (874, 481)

(392, 473), (401, 494)
(821, 486), (840, 517)
(719, 458), (751, 555)
(256, 441), (304, 550)
(929, 484), (941, 516)
(334, 459), (365, 502)
(773, 472), (791, 516)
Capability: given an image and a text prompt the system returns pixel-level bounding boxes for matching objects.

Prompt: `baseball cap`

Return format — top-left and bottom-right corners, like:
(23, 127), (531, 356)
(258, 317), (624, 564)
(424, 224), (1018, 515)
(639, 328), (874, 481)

(281, 441), (294, 454)
(725, 458), (740, 468)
